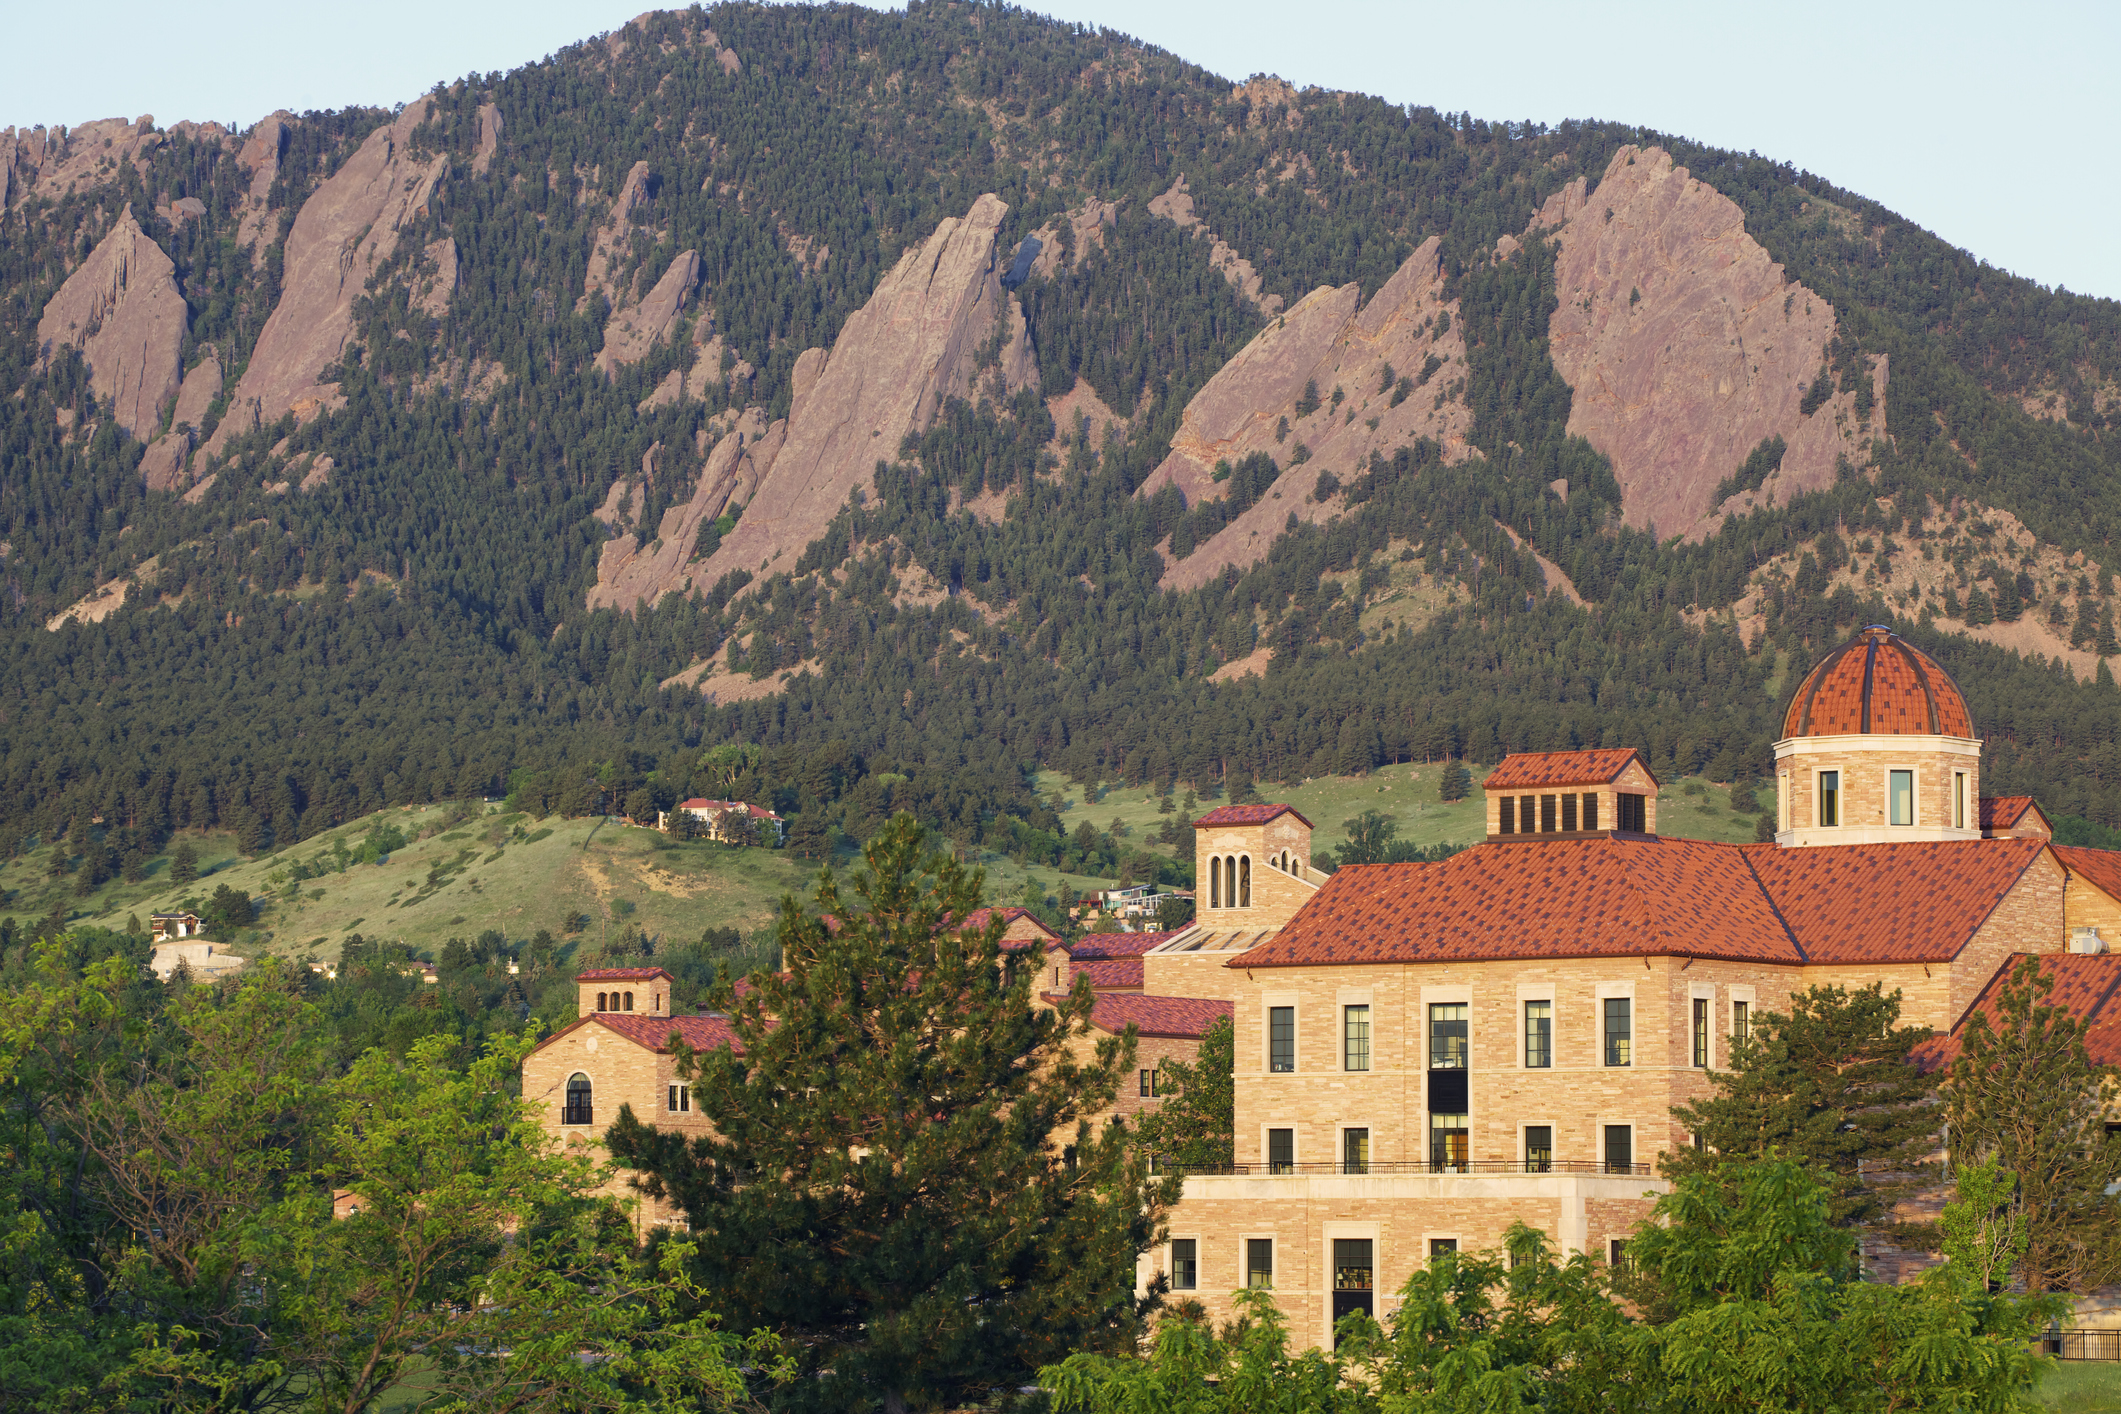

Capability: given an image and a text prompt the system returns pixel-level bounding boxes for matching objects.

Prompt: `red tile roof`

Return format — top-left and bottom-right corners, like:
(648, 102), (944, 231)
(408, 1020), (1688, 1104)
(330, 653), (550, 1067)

(1980, 796), (2037, 831)
(1782, 626), (1974, 738)
(956, 906), (1061, 947)
(1075, 992), (1234, 1039)
(528, 1011), (742, 1058)
(1193, 803), (1313, 829)
(575, 967), (676, 982)
(1071, 929), (1185, 959)
(1914, 953), (2121, 1071)
(1742, 839), (2045, 963)
(1237, 836), (1802, 968)
(1483, 748), (1654, 791)
(2054, 845), (2121, 905)
(1073, 958), (1145, 989)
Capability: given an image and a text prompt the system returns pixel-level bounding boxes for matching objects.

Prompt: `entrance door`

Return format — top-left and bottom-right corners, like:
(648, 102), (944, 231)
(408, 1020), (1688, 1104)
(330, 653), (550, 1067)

(1331, 1239), (1374, 1344)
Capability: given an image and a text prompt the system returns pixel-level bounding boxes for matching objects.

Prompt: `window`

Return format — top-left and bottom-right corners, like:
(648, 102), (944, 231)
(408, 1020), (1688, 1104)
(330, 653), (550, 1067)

(1239, 856), (1251, 907)
(596, 991), (608, 1011)
(623, 991), (634, 1012)
(1525, 1125), (1553, 1173)
(1247, 1238), (1274, 1288)
(1819, 770), (1840, 827)
(1429, 1002), (1468, 1069)
(1209, 858), (1220, 909)
(1561, 793), (1578, 831)
(1267, 1128), (1294, 1174)
(1429, 1237), (1458, 1258)
(667, 1084), (689, 1113)
(1954, 771), (1968, 829)
(1518, 795), (1534, 833)
(1540, 794), (1558, 832)
(1140, 1069), (1152, 1098)
(1605, 1125), (1634, 1173)
(1498, 796), (1516, 834)
(1604, 998), (1633, 1066)
(1524, 1001), (1552, 1068)
(1889, 769), (1914, 827)
(1617, 792), (1647, 832)
(1343, 1005), (1371, 1072)
(1269, 1006), (1295, 1072)
(1343, 1127), (1370, 1175)
(1054, 965), (1061, 988)
(1430, 1113), (1469, 1171)
(1170, 1238), (1198, 1291)
(1692, 998), (1709, 1068)
(1581, 792), (1600, 831)
(1609, 1239), (1629, 1270)
(1732, 1000), (1751, 1045)
(563, 1073), (593, 1126)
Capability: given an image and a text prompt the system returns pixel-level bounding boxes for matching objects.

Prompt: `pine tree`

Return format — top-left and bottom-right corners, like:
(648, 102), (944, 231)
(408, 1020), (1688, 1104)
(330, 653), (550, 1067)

(1668, 984), (1938, 1226)
(2099, 604), (2120, 657)
(1439, 760), (1472, 802)
(1132, 1014), (1233, 1170)
(607, 814), (1159, 1411)
(1964, 586), (1995, 627)
(1945, 958), (2121, 1293)
(170, 839), (198, 886)
(1225, 767), (1258, 805)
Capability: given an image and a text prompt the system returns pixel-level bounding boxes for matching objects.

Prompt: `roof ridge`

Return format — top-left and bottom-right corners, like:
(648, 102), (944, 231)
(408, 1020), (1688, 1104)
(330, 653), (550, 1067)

(1733, 837), (1809, 964)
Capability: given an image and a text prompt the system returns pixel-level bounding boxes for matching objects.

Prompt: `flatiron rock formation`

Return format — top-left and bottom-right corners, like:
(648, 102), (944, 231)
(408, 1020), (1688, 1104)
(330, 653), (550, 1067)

(595, 249), (699, 373)
(590, 194), (1033, 609)
(1144, 237), (1475, 589)
(34, 204), (188, 440)
(204, 102), (448, 459)
(1535, 145), (1887, 539)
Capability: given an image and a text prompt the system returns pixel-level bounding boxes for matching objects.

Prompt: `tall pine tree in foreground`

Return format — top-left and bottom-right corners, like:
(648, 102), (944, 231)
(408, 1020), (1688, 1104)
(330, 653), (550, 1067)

(1945, 957), (2121, 1294)
(1668, 984), (1936, 1225)
(609, 812), (1161, 1414)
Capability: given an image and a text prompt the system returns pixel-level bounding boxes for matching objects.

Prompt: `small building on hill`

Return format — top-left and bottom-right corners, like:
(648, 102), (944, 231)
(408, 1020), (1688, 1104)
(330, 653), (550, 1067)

(659, 798), (786, 844)
(150, 912), (202, 943)
(150, 939), (245, 982)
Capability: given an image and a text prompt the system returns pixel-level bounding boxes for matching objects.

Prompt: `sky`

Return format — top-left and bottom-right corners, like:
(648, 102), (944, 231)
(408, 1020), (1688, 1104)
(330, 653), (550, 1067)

(6, 0), (2115, 301)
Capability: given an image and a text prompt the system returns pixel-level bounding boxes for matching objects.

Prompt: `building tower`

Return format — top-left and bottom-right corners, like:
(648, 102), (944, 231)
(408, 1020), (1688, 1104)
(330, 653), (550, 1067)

(1774, 625), (1982, 846)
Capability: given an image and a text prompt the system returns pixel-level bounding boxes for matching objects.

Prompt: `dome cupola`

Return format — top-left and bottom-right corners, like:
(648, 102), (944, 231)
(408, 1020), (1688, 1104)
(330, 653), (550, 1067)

(1772, 626), (1982, 847)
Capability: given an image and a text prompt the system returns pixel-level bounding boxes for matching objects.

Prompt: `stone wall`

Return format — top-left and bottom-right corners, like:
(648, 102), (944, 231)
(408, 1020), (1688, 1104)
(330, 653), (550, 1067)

(522, 1020), (710, 1233)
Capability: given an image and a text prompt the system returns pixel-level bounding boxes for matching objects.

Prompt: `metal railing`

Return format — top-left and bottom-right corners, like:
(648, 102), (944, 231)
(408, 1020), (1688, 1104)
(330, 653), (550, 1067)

(1164, 1159), (1655, 1178)
(561, 1105), (594, 1126)
(2044, 1329), (2121, 1361)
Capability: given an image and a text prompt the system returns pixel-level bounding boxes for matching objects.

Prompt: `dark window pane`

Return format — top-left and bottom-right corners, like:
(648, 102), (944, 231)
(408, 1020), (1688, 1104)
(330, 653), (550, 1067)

(1561, 793), (1578, 831)
(1267, 1128), (1294, 1174)
(1582, 793), (1600, 831)
(1247, 1238), (1274, 1288)
(1171, 1238), (1197, 1290)
(1525, 1125), (1553, 1172)
(1605, 1125), (1633, 1173)
(1524, 1001), (1552, 1068)
(1604, 998), (1632, 1066)
(1270, 1006), (1295, 1072)
(1428, 1002), (1467, 1069)
(1334, 1239), (1373, 1289)
(1343, 1127), (1369, 1174)
(1344, 1005), (1371, 1072)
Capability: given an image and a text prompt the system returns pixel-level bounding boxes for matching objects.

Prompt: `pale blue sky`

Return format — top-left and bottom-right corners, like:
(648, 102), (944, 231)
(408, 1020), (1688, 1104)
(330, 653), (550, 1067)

(7, 1), (2114, 300)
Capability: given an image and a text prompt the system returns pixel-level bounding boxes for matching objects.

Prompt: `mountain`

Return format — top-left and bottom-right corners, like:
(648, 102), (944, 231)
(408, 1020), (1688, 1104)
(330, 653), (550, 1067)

(4, 0), (2121, 885)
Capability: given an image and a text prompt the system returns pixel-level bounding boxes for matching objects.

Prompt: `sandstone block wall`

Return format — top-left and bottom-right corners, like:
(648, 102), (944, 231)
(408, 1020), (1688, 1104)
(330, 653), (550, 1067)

(1195, 814), (1317, 928)
(1948, 847), (2066, 1021)
(1775, 736), (1982, 844)
(2063, 870), (2121, 948)
(523, 1022), (711, 1233)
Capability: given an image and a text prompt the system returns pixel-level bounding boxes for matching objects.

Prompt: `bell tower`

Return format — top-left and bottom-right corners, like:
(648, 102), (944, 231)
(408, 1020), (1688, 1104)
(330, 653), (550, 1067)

(1192, 804), (1324, 929)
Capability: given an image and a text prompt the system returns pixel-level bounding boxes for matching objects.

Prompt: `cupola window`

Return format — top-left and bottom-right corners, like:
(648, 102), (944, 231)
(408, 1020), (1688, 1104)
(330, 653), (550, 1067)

(1818, 771), (1840, 828)
(1888, 770), (1914, 826)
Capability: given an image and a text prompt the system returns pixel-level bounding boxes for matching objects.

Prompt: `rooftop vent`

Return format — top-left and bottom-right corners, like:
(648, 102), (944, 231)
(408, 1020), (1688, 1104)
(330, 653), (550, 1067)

(2069, 926), (2108, 956)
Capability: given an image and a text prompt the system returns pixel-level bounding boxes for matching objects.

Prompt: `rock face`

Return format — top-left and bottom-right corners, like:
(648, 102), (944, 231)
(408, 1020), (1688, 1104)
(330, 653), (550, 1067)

(412, 237), (458, 321)
(233, 112), (292, 254)
(34, 205), (188, 440)
(595, 249), (698, 373)
(473, 103), (503, 176)
(3, 117), (164, 210)
(1150, 175), (1282, 316)
(589, 194), (1030, 609)
(1536, 145), (1887, 539)
(204, 102), (448, 459)
(582, 161), (655, 312)
(1141, 237), (1475, 589)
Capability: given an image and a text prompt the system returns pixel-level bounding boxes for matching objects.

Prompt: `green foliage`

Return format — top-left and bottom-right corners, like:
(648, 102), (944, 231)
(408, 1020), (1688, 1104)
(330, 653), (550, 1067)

(606, 813), (1160, 1411)
(1133, 1014), (1234, 1170)
(1668, 984), (1938, 1225)
(1941, 1155), (2029, 1292)
(1335, 810), (1470, 868)
(1714, 434), (1789, 505)
(1945, 957), (2121, 1293)
(1046, 1159), (2055, 1414)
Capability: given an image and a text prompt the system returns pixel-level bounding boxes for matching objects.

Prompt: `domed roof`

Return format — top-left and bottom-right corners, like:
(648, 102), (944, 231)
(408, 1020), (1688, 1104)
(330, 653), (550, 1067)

(1782, 626), (1974, 739)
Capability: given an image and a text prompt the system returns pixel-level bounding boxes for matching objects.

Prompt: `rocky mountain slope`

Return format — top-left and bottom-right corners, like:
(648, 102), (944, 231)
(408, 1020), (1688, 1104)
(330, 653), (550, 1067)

(3, 0), (2120, 867)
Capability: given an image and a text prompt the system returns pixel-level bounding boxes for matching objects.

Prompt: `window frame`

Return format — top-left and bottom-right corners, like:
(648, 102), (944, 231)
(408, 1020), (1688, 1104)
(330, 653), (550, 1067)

(1604, 1123), (1635, 1173)
(1603, 996), (1633, 1067)
(1265, 1126), (1296, 1174)
(1168, 1236), (1200, 1292)
(1343, 1004), (1371, 1072)
(1340, 1125), (1371, 1175)
(1268, 1004), (1297, 1073)
(667, 1083), (690, 1113)
(1523, 999), (1553, 1069)
(1691, 996), (1709, 1068)
(563, 1072), (594, 1126)
(1427, 1001), (1468, 1070)
(1817, 768), (1841, 828)
(1523, 1123), (1554, 1173)
(1953, 769), (1969, 829)
(1244, 1236), (1276, 1289)
(1887, 767), (1916, 827)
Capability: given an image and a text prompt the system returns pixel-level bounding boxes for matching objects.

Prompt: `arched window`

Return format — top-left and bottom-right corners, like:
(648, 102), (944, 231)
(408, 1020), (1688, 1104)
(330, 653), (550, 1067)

(623, 991), (634, 1011)
(596, 991), (608, 1011)
(1240, 856), (1251, 907)
(1223, 857), (1237, 908)
(563, 1073), (593, 1125)
(1210, 857), (1222, 909)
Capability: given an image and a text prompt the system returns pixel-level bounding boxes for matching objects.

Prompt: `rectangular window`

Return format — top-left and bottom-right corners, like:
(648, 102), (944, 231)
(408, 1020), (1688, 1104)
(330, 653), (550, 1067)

(1525, 1125), (1553, 1173)
(1609, 1239), (1629, 1270)
(1889, 769), (1914, 827)
(1561, 793), (1579, 831)
(1269, 1006), (1295, 1072)
(1170, 1238), (1198, 1291)
(1692, 998), (1709, 1068)
(1604, 998), (1632, 1067)
(1732, 1000), (1750, 1046)
(1247, 1238), (1274, 1288)
(1429, 1002), (1468, 1069)
(1617, 792), (1647, 832)
(1519, 796), (1534, 834)
(1429, 1237), (1459, 1258)
(1582, 792), (1600, 831)
(1430, 1113), (1469, 1171)
(1342, 1127), (1370, 1175)
(1605, 1125), (1634, 1173)
(1267, 1128), (1294, 1174)
(1498, 795), (1515, 834)
(1335, 1238), (1375, 1289)
(1524, 1001), (1552, 1068)
(667, 1084), (689, 1113)
(1140, 1069), (1152, 1098)
(1953, 771), (1968, 829)
(1540, 794), (1558, 832)
(1819, 770), (1840, 827)
(1343, 1005), (1371, 1072)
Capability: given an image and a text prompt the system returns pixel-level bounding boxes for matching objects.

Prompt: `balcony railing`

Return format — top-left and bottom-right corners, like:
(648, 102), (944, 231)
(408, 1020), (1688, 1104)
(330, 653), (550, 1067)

(561, 1104), (594, 1126)
(1165, 1159), (1655, 1178)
